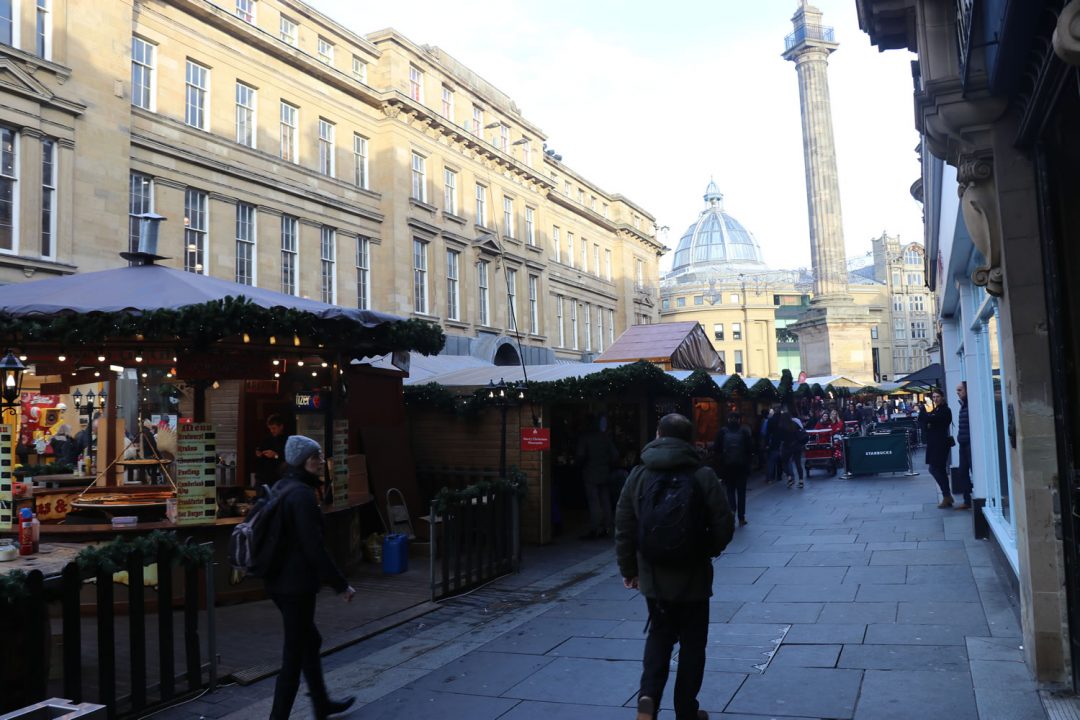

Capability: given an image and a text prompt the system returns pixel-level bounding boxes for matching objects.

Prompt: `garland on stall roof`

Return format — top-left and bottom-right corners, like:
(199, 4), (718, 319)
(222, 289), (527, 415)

(75, 530), (213, 575)
(0, 296), (446, 356)
(403, 360), (780, 415)
(431, 466), (528, 513)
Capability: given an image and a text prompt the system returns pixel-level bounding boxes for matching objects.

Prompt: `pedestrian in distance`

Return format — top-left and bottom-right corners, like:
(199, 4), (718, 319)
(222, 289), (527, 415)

(576, 414), (619, 540)
(264, 435), (357, 720)
(615, 413), (735, 720)
(774, 409), (806, 488)
(919, 388), (955, 508)
(254, 413), (288, 486)
(710, 412), (753, 526)
(764, 407), (783, 483)
(954, 382), (973, 510)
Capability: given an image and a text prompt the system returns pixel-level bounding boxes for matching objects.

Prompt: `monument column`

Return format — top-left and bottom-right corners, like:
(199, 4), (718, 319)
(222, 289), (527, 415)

(782, 1), (874, 379)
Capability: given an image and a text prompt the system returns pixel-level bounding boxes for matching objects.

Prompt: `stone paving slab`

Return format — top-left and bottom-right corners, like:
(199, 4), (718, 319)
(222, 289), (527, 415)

(838, 643), (968, 671)
(864, 622), (988, 645)
(854, 669), (978, 720)
(726, 666), (863, 718)
(765, 583), (858, 602)
(782, 622), (866, 644)
(407, 651), (554, 696)
(855, 581), (981, 602)
(501, 656), (640, 706)
(477, 617), (622, 655)
(769, 643), (841, 668)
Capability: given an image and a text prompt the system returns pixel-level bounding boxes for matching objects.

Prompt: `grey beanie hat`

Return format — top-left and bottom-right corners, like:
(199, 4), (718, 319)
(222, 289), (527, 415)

(284, 435), (322, 467)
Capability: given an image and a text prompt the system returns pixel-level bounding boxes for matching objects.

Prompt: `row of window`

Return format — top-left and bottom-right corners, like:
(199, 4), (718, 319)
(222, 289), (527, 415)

(129, 172), (368, 307)
(131, 171), (618, 342)
(718, 350), (744, 375)
(235, 3), (625, 221)
(0, 0), (51, 60)
(893, 319), (929, 341)
(129, 37), (633, 284)
(892, 294), (927, 312)
(0, 126), (58, 258)
(131, 38), (373, 190)
(893, 347), (930, 374)
(665, 292), (743, 310)
(550, 225), (619, 281)
(711, 323), (743, 342)
(554, 297), (616, 353)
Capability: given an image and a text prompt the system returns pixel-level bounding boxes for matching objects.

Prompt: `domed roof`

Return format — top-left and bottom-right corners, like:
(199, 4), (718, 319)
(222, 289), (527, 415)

(669, 182), (767, 278)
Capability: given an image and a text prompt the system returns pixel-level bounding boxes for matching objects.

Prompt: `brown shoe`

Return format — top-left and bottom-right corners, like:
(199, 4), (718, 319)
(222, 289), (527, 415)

(955, 504), (971, 510)
(636, 695), (656, 720)
(937, 496), (954, 508)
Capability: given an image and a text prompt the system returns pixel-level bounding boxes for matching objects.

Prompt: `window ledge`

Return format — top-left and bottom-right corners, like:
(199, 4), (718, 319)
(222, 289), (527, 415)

(444, 319), (469, 330)
(411, 311), (441, 322)
(443, 211), (467, 225)
(409, 198), (437, 213)
(0, 253), (78, 277)
(525, 243), (543, 254)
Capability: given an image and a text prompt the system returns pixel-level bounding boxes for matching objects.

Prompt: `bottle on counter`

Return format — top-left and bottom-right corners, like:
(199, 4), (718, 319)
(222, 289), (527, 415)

(30, 513), (40, 552)
(18, 508), (33, 556)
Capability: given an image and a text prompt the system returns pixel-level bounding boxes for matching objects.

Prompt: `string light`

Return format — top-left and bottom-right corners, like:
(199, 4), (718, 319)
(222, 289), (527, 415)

(58, 354), (66, 362)
(243, 333), (251, 343)
(269, 336), (277, 345)
(293, 335), (301, 346)
(272, 359), (280, 366)
(297, 360), (305, 367)
(97, 354), (106, 362)
(135, 355), (143, 363)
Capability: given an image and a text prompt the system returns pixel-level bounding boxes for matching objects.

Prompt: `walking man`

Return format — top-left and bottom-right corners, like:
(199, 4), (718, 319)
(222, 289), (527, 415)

(955, 382), (973, 510)
(577, 414), (618, 539)
(615, 413), (735, 720)
(711, 412), (753, 526)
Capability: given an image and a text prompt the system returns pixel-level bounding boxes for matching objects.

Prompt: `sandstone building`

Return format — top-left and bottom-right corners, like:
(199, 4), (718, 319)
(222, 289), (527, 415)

(0, 0), (661, 363)
(659, 182), (934, 382)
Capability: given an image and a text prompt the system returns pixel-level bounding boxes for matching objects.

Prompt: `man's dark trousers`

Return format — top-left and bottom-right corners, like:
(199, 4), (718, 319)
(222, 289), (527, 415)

(641, 598), (709, 719)
(722, 464), (748, 521)
(957, 441), (973, 505)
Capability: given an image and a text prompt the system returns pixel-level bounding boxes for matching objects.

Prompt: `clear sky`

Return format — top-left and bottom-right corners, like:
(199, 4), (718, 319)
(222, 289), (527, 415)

(308, 0), (922, 273)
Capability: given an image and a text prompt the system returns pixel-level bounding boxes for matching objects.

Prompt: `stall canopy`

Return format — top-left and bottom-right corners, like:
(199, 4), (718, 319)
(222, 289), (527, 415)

(897, 362), (944, 390)
(0, 263), (397, 325)
(0, 261), (444, 358)
(594, 321), (722, 371)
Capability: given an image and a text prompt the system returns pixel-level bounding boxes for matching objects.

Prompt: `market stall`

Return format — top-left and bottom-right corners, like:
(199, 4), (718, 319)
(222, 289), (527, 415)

(0, 218), (443, 596)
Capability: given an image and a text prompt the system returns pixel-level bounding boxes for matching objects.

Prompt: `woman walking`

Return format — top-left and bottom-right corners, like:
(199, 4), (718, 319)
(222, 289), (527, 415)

(265, 435), (357, 719)
(919, 389), (954, 508)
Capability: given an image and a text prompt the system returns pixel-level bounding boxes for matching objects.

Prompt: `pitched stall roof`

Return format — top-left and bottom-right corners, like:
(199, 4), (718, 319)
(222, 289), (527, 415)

(595, 321), (722, 371)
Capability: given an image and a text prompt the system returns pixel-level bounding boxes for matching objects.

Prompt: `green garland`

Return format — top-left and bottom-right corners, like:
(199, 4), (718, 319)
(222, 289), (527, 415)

(404, 360), (780, 414)
(14, 463), (75, 478)
(0, 570), (29, 606)
(75, 530), (213, 575)
(1, 296), (446, 357)
(431, 466), (528, 513)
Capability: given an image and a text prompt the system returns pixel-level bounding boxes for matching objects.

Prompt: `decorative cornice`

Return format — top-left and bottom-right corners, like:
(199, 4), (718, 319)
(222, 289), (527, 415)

(1053, 0), (1080, 66)
(956, 153), (1003, 297)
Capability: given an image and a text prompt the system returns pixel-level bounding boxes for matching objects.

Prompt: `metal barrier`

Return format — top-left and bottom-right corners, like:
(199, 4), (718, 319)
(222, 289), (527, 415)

(429, 487), (519, 601)
(1, 540), (216, 719)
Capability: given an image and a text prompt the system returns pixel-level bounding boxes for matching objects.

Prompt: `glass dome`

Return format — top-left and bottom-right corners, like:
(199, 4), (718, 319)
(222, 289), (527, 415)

(669, 181), (767, 277)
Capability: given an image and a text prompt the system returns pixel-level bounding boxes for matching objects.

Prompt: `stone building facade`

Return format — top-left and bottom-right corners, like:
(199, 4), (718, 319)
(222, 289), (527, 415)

(659, 185), (933, 382)
(0, 0), (661, 363)
(859, 0), (1080, 689)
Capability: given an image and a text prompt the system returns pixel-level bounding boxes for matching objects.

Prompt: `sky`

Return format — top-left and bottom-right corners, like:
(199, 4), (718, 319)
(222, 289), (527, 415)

(308, 0), (922, 273)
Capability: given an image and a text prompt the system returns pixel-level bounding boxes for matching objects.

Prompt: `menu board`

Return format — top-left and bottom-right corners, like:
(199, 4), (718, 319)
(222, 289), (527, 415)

(0, 424), (12, 531)
(175, 423), (217, 525)
(331, 419), (349, 509)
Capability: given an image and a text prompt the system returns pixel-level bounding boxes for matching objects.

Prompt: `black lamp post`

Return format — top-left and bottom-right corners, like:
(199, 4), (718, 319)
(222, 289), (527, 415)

(487, 378), (526, 480)
(0, 351), (25, 418)
(72, 387), (103, 475)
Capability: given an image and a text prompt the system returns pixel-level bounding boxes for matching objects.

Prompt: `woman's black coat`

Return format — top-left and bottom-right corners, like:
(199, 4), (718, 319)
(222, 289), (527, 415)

(920, 403), (953, 468)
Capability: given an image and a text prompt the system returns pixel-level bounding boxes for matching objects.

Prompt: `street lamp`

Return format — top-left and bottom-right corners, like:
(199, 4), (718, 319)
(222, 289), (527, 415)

(0, 351), (26, 415)
(487, 378), (526, 480)
(72, 388), (97, 476)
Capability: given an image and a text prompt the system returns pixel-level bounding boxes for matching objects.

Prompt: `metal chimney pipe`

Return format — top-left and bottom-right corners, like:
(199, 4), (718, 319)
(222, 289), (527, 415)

(136, 212), (166, 255)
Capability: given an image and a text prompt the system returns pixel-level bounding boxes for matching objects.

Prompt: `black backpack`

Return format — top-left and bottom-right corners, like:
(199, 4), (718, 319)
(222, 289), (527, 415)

(718, 427), (751, 468)
(637, 471), (708, 566)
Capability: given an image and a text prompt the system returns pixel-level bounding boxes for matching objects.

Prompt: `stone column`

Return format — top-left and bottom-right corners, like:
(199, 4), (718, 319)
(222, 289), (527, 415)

(784, 4), (850, 304)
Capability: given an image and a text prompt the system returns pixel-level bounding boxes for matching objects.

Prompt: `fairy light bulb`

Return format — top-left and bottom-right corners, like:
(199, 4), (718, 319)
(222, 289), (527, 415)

(243, 333), (251, 343)
(58, 354), (66, 362)
(97, 354), (106, 362)
(269, 336), (277, 345)
(272, 359), (280, 366)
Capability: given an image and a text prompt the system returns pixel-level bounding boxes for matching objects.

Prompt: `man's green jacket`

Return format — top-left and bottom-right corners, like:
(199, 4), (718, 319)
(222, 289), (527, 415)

(615, 436), (734, 602)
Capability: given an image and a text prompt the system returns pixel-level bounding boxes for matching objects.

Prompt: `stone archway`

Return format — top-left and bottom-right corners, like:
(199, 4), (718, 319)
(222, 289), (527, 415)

(493, 342), (521, 367)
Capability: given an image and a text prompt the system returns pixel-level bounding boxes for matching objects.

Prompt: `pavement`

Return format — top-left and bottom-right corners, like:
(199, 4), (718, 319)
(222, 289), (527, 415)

(151, 462), (1049, 720)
